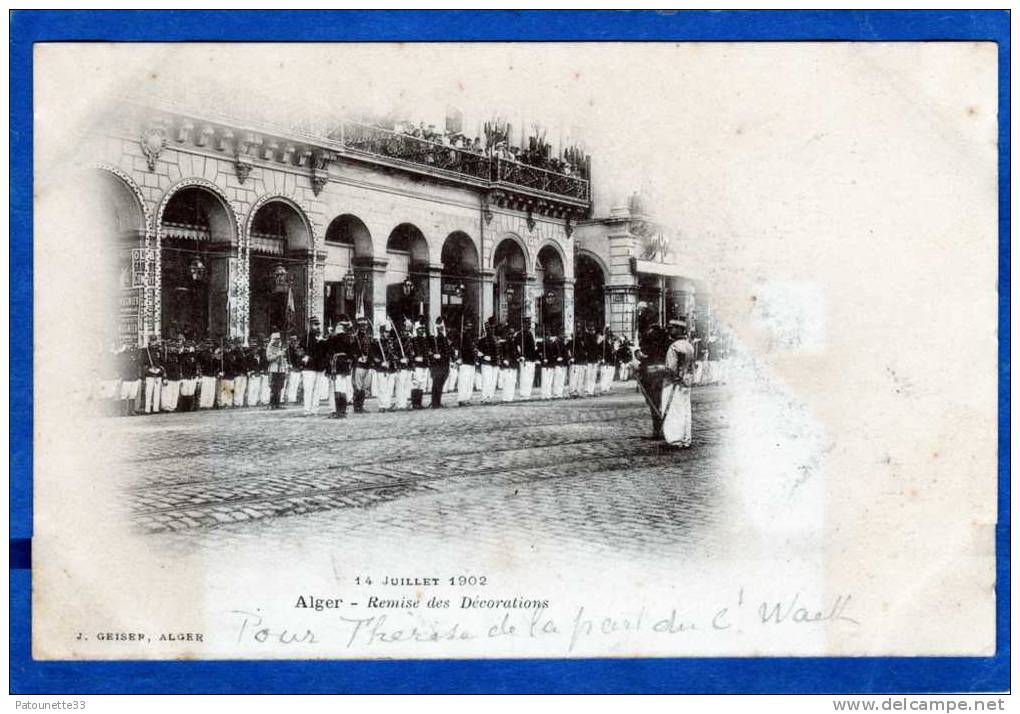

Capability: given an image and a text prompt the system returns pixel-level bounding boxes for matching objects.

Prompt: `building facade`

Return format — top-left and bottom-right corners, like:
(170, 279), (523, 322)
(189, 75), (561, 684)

(87, 99), (708, 346)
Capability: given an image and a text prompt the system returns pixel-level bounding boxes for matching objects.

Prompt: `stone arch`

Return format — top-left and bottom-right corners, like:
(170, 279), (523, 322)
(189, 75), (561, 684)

(575, 248), (609, 281)
(574, 249), (608, 332)
(386, 222), (430, 264)
(441, 230), (480, 273)
(535, 241), (566, 278)
(245, 194), (316, 252)
(93, 163), (152, 244)
(154, 177), (241, 245)
(489, 232), (531, 272)
(89, 164), (154, 345)
(325, 213), (374, 258)
(154, 179), (244, 340)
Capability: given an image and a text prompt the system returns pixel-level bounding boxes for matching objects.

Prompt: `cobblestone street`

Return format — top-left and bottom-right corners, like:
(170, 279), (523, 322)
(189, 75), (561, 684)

(106, 386), (733, 563)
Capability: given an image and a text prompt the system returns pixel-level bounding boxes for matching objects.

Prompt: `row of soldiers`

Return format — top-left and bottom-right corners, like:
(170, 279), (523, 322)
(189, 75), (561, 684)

(90, 316), (652, 417)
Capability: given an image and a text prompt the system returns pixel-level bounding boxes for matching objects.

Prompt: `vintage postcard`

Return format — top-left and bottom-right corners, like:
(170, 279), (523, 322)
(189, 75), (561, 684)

(30, 40), (998, 661)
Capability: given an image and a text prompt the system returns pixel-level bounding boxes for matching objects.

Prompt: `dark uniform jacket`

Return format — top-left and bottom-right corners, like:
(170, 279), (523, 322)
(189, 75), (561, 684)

(500, 337), (521, 368)
(429, 333), (454, 365)
(327, 333), (361, 376)
(521, 330), (539, 362)
(477, 333), (499, 365)
(459, 332), (478, 365)
(411, 334), (431, 368)
(375, 334), (397, 372)
(355, 333), (377, 369)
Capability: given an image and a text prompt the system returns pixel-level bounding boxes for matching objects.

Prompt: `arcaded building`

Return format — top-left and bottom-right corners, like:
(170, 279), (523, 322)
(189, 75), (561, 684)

(86, 97), (708, 346)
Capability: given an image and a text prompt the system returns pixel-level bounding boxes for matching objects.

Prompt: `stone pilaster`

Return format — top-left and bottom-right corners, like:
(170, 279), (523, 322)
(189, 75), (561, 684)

(479, 268), (495, 329)
(426, 263), (444, 328)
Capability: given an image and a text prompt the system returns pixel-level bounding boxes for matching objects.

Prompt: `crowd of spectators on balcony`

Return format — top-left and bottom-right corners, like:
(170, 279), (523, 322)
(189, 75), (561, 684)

(379, 119), (590, 181)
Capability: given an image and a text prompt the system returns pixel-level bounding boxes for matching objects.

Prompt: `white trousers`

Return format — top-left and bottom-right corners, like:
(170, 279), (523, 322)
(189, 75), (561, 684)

(161, 380), (180, 411)
(301, 370), (321, 414)
(552, 365), (568, 398)
(568, 364), (584, 396)
(480, 364), (499, 401)
(180, 378), (197, 397)
(518, 361), (536, 399)
(584, 363), (599, 396)
(333, 374), (354, 401)
(539, 367), (553, 399)
(232, 376), (247, 407)
(394, 369), (413, 409)
(199, 376), (217, 408)
(285, 371), (301, 403)
(259, 374), (271, 403)
(661, 384), (693, 447)
(144, 377), (162, 412)
(457, 364), (475, 404)
(246, 375), (261, 405)
(412, 366), (429, 390)
(500, 368), (517, 402)
(598, 364), (615, 394)
(374, 371), (395, 409)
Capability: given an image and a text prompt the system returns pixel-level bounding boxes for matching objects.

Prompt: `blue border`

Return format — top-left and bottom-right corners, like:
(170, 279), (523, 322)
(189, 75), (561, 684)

(9, 10), (1010, 694)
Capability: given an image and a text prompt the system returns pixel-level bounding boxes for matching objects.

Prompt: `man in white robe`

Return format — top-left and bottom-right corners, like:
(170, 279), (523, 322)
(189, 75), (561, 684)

(661, 320), (695, 448)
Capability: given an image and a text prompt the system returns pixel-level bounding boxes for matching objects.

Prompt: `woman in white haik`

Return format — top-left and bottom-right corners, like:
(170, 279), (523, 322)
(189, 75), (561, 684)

(661, 319), (696, 448)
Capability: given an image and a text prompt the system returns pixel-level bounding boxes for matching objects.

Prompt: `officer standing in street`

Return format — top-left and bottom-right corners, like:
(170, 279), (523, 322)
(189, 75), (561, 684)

(456, 319), (478, 406)
(374, 323), (398, 413)
(429, 317), (453, 408)
(326, 316), (360, 418)
(300, 317), (325, 416)
(478, 318), (500, 403)
(410, 322), (431, 410)
(634, 317), (671, 439)
(518, 316), (539, 400)
(352, 317), (376, 413)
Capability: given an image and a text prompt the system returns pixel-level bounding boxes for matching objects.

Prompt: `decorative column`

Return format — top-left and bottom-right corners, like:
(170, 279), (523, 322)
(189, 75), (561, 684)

(562, 279), (575, 337)
(283, 248), (319, 334)
(426, 263), (443, 327)
(523, 275), (539, 322)
(205, 242), (245, 341)
(479, 268), (495, 330)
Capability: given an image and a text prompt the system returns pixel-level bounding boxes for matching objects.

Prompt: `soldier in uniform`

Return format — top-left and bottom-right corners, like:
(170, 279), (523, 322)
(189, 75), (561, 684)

(178, 341), (199, 411)
(326, 317), (359, 418)
(537, 330), (553, 401)
(266, 332), (288, 410)
(230, 340), (248, 408)
(217, 342), (235, 408)
(300, 317), (326, 416)
(477, 318), (500, 403)
(374, 323), (398, 412)
(392, 322), (414, 410)
(546, 332), (567, 398)
(517, 317), (539, 400)
(352, 317), (376, 413)
(245, 339), (265, 407)
(429, 317), (453, 408)
(583, 325), (599, 397)
(456, 320), (478, 406)
(634, 317), (671, 439)
(499, 324), (520, 403)
(284, 336), (302, 405)
(565, 331), (583, 398)
(410, 322), (431, 410)
(141, 340), (163, 414)
(662, 319), (696, 447)
(161, 340), (182, 412)
(597, 327), (616, 395)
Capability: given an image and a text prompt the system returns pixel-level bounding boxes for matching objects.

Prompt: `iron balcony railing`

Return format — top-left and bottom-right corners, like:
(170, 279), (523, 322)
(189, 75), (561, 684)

(492, 157), (590, 202)
(337, 121), (591, 203)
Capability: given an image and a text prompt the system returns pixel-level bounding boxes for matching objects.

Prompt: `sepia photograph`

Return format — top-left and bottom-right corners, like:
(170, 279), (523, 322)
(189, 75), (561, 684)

(17, 12), (1004, 685)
